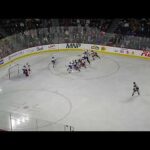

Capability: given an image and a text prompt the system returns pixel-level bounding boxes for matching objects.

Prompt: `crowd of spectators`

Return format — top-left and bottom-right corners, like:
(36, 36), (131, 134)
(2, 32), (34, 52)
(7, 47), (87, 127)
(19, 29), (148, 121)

(1, 18), (150, 39)
(0, 24), (111, 58)
(0, 19), (150, 59)
(0, 19), (112, 39)
(114, 18), (150, 37)
(0, 19), (52, 37)
(58, 19), (112, 31)
(0, 39), (15, 58)
(15, 26), (108, 48)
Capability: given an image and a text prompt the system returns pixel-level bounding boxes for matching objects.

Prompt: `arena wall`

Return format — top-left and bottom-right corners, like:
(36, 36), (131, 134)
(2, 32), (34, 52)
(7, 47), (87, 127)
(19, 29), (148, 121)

(0, 43), (150, 68)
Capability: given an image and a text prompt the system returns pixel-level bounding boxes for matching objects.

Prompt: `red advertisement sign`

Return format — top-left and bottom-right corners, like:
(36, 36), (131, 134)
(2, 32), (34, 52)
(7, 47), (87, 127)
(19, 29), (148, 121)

(141, 50), (150, 57)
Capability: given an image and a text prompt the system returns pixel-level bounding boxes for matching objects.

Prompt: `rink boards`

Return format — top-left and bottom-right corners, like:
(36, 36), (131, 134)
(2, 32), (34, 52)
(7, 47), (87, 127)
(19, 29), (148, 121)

(0, 43), (150, 68)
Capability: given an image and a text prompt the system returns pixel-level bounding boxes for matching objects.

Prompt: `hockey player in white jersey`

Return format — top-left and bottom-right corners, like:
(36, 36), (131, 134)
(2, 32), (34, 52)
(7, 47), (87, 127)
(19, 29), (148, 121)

(83, 50), (90, 64)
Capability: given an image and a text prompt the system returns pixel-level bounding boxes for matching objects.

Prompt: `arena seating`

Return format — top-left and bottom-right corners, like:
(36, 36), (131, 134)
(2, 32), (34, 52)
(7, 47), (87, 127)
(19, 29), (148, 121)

(0, 19), (150, 59)
(114, 18), (150, 38)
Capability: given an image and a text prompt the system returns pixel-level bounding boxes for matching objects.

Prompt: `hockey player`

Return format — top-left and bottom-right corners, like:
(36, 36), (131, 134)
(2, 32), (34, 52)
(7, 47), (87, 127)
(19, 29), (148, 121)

(80, 58), (86, 68)
(73, 59), (80, 72)
(26, 63), (31, 75)
(83, 50), (90, 64)
(51, 56), (56, 68)
(94, 51), (101, 59)
(77, 59), (82, 68)
(22, 65), (26, 75)
(132, 82), (140, 96)
(22, 65), (29, 77)
(67, 62), (73, 73)
(91, 50), (101, 60)
(76, 59), (81, 70)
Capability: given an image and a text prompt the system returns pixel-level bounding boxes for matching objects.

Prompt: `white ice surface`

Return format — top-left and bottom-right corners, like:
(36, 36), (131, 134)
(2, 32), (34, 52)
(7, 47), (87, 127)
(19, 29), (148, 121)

(0, 51), (150, 131)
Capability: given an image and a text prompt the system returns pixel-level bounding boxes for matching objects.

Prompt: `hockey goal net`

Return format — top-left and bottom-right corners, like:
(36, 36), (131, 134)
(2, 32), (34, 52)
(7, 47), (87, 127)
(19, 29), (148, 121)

(8, 64), (20, 79)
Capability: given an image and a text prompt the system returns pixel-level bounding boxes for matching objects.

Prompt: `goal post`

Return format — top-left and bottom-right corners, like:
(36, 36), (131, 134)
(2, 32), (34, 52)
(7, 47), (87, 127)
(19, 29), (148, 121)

(8, 64), (20, 79)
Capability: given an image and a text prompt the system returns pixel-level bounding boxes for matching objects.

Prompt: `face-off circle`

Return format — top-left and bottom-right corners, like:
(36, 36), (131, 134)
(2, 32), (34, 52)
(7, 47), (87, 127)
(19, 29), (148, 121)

(49, 52), (120, 80)
(0, 89), (72, 130)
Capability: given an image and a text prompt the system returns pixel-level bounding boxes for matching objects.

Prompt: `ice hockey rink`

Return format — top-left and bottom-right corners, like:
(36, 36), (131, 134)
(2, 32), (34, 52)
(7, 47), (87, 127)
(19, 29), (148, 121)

(0, 51), (150, 131)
